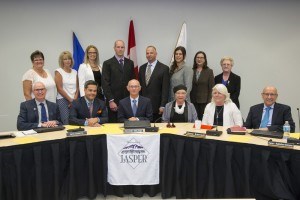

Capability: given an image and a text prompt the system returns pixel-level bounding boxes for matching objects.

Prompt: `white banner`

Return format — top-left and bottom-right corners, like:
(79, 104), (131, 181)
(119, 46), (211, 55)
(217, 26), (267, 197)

(107, 134), (160, 185)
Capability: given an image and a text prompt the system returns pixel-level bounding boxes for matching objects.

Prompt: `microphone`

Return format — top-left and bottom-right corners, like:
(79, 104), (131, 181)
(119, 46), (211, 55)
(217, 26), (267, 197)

(206, 112), (222, 136)
(145, 117), (161, 132)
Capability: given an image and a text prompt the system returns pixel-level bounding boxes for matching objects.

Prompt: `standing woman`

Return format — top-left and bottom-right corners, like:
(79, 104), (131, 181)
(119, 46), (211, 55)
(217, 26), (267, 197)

(55, 51), (79, 125)
(169, 46), (193, 102)
(78, 45), (104, 100)
(190, 51), (215, 120)
(214, 56), (241, 108)
(22, 50), (57, 103)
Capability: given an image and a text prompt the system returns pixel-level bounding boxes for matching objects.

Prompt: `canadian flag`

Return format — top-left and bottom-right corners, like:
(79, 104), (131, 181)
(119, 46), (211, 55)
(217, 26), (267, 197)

(127, 20), (139, 79)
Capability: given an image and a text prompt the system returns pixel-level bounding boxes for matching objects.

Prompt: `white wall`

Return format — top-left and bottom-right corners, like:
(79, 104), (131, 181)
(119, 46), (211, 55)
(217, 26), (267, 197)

(1, 0), (300, 131)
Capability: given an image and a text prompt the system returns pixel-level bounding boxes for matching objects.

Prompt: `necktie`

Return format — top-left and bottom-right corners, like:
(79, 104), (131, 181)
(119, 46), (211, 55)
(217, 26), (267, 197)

(145, 64), (152, 85)
(260, 107), (271, 128)
(88, 102), (93, 117)
(132, 99), (137, 117)
(119, 59), (124, 69)
(40, 103), (48, 122)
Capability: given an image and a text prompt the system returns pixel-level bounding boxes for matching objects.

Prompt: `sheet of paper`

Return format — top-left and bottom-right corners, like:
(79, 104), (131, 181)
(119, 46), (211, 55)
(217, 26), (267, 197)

(22, 129), (37, 135)
(64, 125), (81, 130)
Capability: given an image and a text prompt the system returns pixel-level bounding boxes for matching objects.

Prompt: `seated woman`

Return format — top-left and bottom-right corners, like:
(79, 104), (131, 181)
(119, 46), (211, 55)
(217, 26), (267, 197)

(202, 84), (243, 127)
(162, 84), (198, 123)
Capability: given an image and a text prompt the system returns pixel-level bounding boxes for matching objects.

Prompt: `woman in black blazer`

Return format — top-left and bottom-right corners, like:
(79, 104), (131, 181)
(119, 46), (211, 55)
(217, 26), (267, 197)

(214, 56), (241, 108)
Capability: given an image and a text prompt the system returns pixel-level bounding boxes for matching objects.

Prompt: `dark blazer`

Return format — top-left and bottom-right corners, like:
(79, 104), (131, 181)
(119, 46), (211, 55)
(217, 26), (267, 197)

(244, 103), (295, 132)
(215, 72), (241, 108)
(139, 61), (170, 114)
(69, 97), (108, 126)
(101, 56), (135, 104)
(190, 67), (214, 104)
(17, 99), (62, 131)
(118, 96), (153, 123)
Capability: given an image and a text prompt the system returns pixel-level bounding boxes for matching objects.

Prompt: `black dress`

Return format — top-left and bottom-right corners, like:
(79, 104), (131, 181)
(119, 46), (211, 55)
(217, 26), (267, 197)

(93, 70), (105, 101)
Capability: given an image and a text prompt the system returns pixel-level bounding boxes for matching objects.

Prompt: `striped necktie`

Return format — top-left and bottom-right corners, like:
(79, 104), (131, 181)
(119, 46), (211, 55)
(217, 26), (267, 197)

(145, 64), (152, 85)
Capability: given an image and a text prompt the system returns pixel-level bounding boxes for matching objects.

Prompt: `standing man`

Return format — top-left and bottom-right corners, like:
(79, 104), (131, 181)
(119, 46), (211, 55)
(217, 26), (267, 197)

(69, 80), (108, 126)
(244, 86), (295, 132)
(102, 40), (135, 122)
(139, 46), (170, 122)
(118, 79), (153, 122)
(17, 82), (62, 131)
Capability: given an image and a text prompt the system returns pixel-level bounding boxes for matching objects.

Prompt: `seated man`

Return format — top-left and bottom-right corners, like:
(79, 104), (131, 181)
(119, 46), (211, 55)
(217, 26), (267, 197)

(17, 82), (62, 131)
(118, 79), (153, 122)
(69, 80), (108, 126)
(244, 86), (295, 132)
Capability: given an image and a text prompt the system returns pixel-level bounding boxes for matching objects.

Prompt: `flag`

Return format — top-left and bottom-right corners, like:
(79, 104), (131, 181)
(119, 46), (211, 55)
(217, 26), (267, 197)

(72, 32), (84, 71)
(127, 20), (139, 79)
(170, 22), (187, 65)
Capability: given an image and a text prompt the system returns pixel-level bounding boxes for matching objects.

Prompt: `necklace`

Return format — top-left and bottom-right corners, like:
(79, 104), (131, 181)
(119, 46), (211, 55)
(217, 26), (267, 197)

(216, 106), (224, 119)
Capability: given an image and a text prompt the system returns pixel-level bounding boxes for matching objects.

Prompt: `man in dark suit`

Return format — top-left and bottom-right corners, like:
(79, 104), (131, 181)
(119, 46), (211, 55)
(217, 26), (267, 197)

(244, 86), (295, 132)
(138, 46), (169, 122)
(17, 82), (62, 131)
(118, 79), (153, 123)
(69, 80), (108, 126)
(102, 40), (135, 122)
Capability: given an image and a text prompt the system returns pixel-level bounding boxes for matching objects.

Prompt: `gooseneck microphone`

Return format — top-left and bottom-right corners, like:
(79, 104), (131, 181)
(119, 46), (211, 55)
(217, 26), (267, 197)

(145, 117), (161, 132)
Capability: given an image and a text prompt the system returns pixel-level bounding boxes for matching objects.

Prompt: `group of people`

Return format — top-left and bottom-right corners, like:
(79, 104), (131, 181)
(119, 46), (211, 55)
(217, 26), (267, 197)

(17, 39), (295, 133)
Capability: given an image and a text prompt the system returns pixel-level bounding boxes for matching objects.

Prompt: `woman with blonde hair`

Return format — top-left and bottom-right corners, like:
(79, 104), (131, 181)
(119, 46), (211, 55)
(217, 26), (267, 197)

(78, 45), (104, 100)
(54, 51), (79, 124)
(202, 84), (243, 127)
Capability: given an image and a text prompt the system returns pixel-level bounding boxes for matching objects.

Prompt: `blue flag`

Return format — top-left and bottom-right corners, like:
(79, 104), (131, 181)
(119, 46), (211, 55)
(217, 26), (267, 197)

(72, 32), (84, 71)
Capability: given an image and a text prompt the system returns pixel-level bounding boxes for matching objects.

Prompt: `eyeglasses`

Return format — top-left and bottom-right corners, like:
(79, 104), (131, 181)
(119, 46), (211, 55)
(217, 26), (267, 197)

(166, 122), (176, 128)
(34, 88), (45, 92)
(88, 52), (97, 55)
(196, 57), (205, 59)
(262, 93), (277, 97)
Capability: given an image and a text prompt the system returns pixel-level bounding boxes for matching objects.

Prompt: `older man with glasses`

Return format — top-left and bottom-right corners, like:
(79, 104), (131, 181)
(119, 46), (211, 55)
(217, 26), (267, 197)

(117, 79), (153, 123)
(244, 86), (295, 132)
(17, 82), (62, 131)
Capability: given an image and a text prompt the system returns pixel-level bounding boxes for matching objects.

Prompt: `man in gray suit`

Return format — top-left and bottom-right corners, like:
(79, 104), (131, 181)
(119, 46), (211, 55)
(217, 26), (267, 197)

(17, 82), (62, 131)
(139, 46), (170, 122)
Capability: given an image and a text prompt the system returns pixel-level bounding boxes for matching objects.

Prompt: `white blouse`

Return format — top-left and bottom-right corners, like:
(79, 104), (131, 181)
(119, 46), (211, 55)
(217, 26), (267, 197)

(22, 68), (57, 103)
(55, 68), (77, 100)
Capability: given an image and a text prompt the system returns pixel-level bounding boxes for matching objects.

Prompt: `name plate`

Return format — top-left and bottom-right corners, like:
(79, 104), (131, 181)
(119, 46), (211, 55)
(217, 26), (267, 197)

(268, 140), (294, 149)
(66, 131), (87, 137)
(185, 131), (206, 138)
(123, 129), (145, 134)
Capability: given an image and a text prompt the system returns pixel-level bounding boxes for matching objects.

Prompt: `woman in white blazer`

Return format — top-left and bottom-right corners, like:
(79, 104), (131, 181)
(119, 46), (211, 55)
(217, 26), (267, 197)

(202, 84), (243, 127)
(78, 45), (104, 100)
